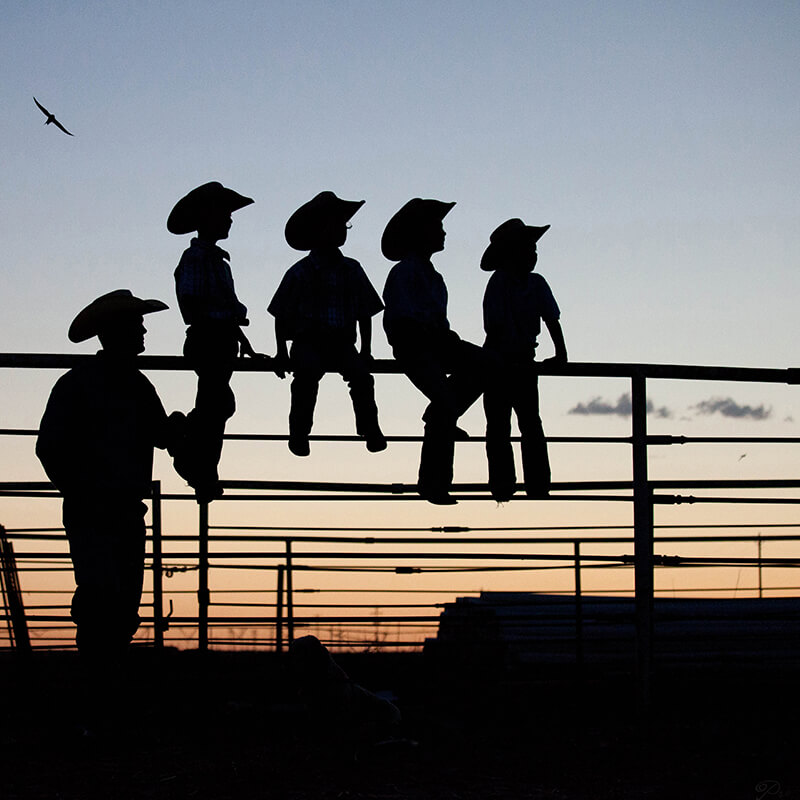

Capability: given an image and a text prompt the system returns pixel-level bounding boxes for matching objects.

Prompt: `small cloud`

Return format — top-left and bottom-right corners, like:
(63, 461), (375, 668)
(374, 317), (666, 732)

(568, 393), (672, 418)
(692, 397), (771, 421)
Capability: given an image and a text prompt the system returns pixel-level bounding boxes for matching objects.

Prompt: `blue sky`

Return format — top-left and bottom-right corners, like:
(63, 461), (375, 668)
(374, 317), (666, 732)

(2, 0), (798, 510)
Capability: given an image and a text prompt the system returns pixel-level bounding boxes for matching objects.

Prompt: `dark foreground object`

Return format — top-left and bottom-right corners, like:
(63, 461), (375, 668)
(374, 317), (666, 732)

(2, 649), (799, 799)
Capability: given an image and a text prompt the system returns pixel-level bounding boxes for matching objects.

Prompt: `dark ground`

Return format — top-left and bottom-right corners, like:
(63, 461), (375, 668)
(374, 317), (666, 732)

(1, 648), (798, 799)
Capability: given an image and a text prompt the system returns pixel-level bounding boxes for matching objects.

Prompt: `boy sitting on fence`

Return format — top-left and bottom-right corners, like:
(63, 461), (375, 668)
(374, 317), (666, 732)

(268, 191), (386, 457)
(168, 181), (265, 503)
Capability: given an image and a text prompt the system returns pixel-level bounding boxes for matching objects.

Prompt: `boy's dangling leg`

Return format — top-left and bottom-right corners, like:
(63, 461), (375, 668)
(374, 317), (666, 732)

(189, 370), (234, 501)
(288, 371), (319, 456)
(342, 349), (386, 453)
(418, 420), (457, 504)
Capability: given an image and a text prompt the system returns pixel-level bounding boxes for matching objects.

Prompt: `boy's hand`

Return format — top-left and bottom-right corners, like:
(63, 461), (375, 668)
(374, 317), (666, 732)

(273, 352), (290, 380)
(538, 354), (568, 370)
(239, 340), (267, 359)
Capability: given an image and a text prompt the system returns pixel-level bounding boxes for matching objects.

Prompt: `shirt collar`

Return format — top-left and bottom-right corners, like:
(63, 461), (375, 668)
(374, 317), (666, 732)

(309, 248), (344, 269)
(190, 237), (230, 261)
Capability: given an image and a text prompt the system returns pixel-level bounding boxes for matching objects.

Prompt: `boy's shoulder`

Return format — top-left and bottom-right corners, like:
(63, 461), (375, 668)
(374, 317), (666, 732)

(176, 239), (229, 271)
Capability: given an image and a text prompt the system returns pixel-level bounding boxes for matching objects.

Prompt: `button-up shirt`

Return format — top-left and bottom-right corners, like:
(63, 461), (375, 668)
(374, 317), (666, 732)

(174, 238), (248, 326)
(268, 249), (383, 342)
(382, 255), (450, 345)
(483, 270), (560, 359)
(36, 352), (168, 499)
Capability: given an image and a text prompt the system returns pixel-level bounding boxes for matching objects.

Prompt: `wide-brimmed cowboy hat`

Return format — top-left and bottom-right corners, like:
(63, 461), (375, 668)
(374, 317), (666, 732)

(480, 218), (550, 271)
(68, 289), (168, 343)
(284, 191), (365, 250)
(167, 181), (254, 235)
(381, 198), (455, 261)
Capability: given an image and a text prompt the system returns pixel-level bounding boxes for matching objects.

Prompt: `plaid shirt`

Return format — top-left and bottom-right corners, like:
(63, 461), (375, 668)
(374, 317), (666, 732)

(382, 255), (450, 343)
(483, 271), (560, 359)
(174, 239), (248, 326)
(268, 250), (383, 342)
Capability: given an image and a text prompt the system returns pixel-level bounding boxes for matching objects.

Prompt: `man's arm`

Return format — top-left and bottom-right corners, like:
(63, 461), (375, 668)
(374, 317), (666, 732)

(36, 375), (80, 493)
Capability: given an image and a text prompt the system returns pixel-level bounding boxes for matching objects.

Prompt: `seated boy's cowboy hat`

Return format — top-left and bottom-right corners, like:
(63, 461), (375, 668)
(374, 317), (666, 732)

(480, 218), (550, 271)
(284, 191), (365, 250)
(167, 181), (254, 235)
(381, 198), (455, 261)
(68, 289), (168, 343)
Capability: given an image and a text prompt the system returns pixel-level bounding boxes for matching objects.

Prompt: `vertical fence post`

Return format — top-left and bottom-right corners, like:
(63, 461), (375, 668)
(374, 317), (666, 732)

(0, 525), (31, 656)
(276, 565), (284, 653)
(574, 540), (584, 671)
(285, 539), (294, 645)
(151, 481), (164, 650)
(198, 501), (209, 652)
(631, 373), (654, 712)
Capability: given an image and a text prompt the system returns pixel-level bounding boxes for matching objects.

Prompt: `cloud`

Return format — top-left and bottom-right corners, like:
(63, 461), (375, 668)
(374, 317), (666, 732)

(568, 393), (671, 418)
(692, 397), (771, 421)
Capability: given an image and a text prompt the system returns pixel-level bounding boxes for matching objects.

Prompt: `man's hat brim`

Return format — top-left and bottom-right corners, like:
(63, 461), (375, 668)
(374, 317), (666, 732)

(480, 219), (550, 271)
(285, 191), (365, 250)
(381, 198), (455, 261)
(68, 289), (168, 343)
(167, 181), (254, 235)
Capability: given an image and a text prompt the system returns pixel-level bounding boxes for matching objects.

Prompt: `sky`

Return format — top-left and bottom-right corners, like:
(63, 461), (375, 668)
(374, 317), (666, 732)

(2, 1), (799, 645)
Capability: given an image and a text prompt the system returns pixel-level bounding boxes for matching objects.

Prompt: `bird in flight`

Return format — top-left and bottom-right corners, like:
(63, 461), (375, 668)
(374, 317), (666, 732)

(33, 96), (74, 136)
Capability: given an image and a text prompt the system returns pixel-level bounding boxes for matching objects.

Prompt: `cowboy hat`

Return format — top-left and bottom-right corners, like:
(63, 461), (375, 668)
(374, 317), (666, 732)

(381, 198), (455, 261)
(480, 218), (550, 271)
(284, 191), (365, 250)
(167, 181), (254, 235)
(68, 289), (168, 343)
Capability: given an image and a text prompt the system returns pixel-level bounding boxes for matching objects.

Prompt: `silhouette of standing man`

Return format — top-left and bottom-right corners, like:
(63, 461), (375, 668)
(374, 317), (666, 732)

(382, 199), (486, 504)
(36, 290), (173, 729)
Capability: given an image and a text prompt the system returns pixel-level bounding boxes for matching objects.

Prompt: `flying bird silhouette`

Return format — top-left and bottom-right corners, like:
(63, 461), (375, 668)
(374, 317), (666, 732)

(33, 96), (74, 136)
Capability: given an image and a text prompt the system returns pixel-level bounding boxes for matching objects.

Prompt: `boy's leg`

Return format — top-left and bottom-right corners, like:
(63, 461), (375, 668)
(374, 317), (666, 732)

(514, 370), (551, 497)
(337, 345), (386, 452)
(180, 326), (237, 499)
(289, 341), (324, 456)
(442, 337), (489, 421)
(392, 342), (458, 502)
(417, 423), (456, 503)
(484, 383), (516, 502)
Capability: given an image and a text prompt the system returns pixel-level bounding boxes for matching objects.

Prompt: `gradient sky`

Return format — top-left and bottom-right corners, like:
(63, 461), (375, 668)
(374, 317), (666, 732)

(2, 2), (799, 637)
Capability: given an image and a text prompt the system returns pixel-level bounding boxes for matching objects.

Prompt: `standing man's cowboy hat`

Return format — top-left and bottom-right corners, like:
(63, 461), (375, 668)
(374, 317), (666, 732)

(167, 181), (254, 235)
(68, 289), (168, 343)
(284, 191), (365, 250)
(480, 218), (550, 271)
(381, 198), (455, 261)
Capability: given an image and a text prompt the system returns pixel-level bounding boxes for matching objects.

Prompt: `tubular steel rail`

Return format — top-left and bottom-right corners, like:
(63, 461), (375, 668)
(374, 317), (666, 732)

(1, 354), (798, 709)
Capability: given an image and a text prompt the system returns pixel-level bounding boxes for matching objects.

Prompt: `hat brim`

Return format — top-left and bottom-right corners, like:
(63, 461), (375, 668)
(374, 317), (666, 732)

(69, 293), (168, 343)
(285, 193), (365, 250)
(480, 224), (550, 271)
(167, 182), (254, 235)
(381, 199), (455, 261)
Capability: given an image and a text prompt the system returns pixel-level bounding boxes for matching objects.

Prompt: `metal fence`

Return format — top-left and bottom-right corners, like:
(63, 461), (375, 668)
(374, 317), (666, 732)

(1, 354), (799, 706)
